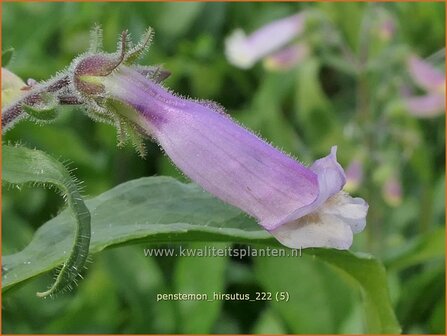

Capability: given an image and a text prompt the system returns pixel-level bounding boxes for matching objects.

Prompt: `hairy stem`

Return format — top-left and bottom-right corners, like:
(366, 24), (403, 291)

(2, 145), (92, 298)
(36, 179), (91, 298)
(2, 75), (76, 133)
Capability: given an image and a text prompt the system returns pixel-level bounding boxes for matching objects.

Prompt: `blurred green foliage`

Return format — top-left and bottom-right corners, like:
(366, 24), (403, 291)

(2, 2), (445, 334)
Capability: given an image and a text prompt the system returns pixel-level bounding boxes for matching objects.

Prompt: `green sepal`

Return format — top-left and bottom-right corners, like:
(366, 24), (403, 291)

(124, 27), (154, 65)
(105, 98), (147, 157)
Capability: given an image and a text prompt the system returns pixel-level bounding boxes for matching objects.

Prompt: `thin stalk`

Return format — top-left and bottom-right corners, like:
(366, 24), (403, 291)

(1, 75), (80, 133)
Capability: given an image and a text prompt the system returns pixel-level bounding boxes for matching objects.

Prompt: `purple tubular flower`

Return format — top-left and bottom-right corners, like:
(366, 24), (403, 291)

(100, 66), (368, 249)
(225, 13), (306, 69)
(404, 55), (445, 118)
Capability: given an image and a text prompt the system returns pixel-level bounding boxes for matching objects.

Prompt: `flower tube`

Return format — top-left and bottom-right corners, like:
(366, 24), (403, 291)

(71, 28), (367, 250)
(88, 65), (367, 249)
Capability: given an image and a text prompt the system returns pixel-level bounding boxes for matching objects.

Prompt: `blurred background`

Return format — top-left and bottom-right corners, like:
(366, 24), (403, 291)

(2, 2), (445, 334)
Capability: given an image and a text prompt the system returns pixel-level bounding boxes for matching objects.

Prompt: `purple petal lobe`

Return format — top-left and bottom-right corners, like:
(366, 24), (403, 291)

(275, 146), (346, 227)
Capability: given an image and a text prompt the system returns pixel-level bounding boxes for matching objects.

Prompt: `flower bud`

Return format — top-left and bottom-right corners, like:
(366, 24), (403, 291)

(72, 54), (121, 96)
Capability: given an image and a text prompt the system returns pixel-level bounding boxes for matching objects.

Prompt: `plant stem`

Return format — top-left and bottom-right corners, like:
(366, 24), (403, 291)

(1, 75), (80, 133)
(356, 5), (383, 253)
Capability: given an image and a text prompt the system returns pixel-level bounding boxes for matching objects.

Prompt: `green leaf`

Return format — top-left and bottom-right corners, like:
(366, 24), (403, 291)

(319, 2), (363, 51)
(2, 145), (90, 297)
(4, 124), (102, 170)
(2, 176), (270, 293)
(241, 73), (303, 155)
(252, 308), (287, 334)
(384, 228), (445, 270)
(156, 2), (204, 37)
(311, 249), (401, 334)
(23, 105), (58, 121)
(396, 265), (445, 333)
(44, 259), (122, 333)
(2, 47), (14, 67)
(295, 58), (339, 152)
(101, 246), (175, 333)
(296, 58), (331, 115)
(174, 242), (228, 333)
(255, 255), (360, 333)
(3, 176), (399, 333)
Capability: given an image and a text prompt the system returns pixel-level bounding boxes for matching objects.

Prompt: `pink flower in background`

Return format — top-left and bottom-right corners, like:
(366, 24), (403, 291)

(404, 55), (445, 118)
(382, 176), (402, 207)
(225, 13), (306, 69)
(344, 159), (364, 193)
(263, 43), (309, 72)
(378, 19), (395, 41)
(374, 7), (396, 42)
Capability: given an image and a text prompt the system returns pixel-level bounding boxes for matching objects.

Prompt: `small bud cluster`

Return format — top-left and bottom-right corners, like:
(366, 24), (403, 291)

(2, 26), (169, 156)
